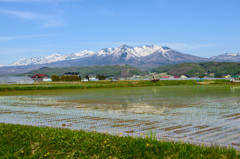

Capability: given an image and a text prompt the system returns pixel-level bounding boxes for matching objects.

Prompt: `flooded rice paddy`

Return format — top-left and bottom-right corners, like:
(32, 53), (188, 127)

(0, 85), (240, 149)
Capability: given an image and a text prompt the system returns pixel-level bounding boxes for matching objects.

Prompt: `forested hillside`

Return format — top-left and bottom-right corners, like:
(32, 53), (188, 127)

(151, 62), (240, 77)
(24, 65), (146, 77)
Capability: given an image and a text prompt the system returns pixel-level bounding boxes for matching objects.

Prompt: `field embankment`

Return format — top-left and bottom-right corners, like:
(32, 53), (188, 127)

(0, 79), (234, 91)
(0, 123), (239, 158)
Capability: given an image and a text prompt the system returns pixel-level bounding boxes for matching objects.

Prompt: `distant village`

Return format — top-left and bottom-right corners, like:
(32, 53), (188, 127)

(1, 71), (240, 85)
(29, 72), (239, 82)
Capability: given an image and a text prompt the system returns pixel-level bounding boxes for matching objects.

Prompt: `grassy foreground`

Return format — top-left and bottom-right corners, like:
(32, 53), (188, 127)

(0, 79), (234, 91)
(0, 123), (239, 159)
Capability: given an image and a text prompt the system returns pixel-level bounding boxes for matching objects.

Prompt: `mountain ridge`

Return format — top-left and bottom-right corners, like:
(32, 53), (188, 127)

(210, 52), (240, 62)
(10, 45), (240, 67)
(9, 44), (209, 68)
(0, 44), (239, 75)
(11, 45), (169, 66)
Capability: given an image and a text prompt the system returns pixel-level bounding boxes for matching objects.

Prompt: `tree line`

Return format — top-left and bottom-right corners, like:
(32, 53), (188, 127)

(51, 74), (106, 82)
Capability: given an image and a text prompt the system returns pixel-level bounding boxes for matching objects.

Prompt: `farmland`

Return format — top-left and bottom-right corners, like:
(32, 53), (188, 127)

(1, 85), (240, 154)
(1, 82), (240, 158)
(0, 79), (233, 91)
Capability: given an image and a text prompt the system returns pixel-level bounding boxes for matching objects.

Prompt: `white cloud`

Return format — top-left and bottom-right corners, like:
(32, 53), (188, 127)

(0, 9), (65, 28)
(0, 10), (40, 19)
(0, 34), (57, 42)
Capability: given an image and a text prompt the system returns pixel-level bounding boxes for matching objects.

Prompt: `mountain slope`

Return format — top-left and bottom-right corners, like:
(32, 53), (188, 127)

(24, 65), (146, 77)
(141, 47), (208, 67)
(151, 61), (240, 77)
(210, 52), (240, 62)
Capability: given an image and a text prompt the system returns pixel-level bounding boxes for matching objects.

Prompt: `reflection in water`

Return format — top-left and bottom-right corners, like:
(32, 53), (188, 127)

(0, 85), (240, 149)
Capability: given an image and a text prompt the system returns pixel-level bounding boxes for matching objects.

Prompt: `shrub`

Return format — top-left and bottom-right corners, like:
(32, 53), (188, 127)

(51, 75), (60, 81)
(96, 74), (106, 80)
(61, 75), (81, 81)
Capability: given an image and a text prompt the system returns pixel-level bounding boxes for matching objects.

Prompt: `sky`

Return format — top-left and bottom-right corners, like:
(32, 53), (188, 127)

(0, 0), (239, 65)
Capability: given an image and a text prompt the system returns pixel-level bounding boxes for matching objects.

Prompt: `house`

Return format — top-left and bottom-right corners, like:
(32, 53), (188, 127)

(64, 72), (80, 77)
(42, 78), (52, 82)
(180, 75), (188, 79)
(169, 76), (179, 79)
(209, 73), (215, 77)
(82, 78), (89, 82)
(231, 75), (240, 83)
(232, 75), (240, 79)
(89, 77), (99, 81)
(223, 74), (231, 78)
(31, 74), (49, 81)
(161, 76), (169, 78)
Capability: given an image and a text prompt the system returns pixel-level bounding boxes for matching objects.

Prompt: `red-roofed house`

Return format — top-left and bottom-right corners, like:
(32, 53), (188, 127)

(161, 76), (169, 78)
(31, 74), (49, 81)
(169, 76), (179, 79)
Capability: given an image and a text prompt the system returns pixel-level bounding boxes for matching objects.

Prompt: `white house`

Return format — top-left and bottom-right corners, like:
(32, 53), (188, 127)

(180, 75), (188, 79)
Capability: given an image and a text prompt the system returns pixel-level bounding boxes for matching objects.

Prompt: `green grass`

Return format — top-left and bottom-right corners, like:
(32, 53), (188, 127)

(0, 123), (239, 158)
(0, 79), (235, 91)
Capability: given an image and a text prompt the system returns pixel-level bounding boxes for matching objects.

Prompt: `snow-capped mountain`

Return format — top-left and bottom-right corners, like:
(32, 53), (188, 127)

(13, 56), (44, 66)
(0, 44), (212, 74)
(1, 45), (239, 75)
(96, 44), (163, 58)
(210, 52), (240, 62)
(66, 50), (95, 60)
(12, 54), (68, 66)
(11, 45), (207, 66)
(12, 51), (96, 66)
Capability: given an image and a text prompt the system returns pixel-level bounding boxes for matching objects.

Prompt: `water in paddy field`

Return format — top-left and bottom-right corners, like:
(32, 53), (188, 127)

(0, 85), (240, 149)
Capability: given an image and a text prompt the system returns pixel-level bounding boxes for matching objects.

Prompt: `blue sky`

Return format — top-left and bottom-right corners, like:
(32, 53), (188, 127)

(0, 0), (239, 65)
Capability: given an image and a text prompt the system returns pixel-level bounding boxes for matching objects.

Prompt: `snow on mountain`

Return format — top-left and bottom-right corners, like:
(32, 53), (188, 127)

(11, 54), (66, 66)
(11, 45), (172, 66)
(12, 56), (44, 66)
(133, 45), (164, 57)
(44, 54), (67, 62)
(97, 44), (164, 58)
(66, 50), (95, 60)
(210, 52), (240, 62)
(11, 50), (95, 66)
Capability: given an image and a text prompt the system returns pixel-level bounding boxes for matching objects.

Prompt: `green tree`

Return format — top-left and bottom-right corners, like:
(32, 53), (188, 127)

(96, 74), (106, 80)
(214, 73), (223, 78)
(85, 75), (90, 81)
(51, 75), (60, 81)
(61, 75), (81, 81)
